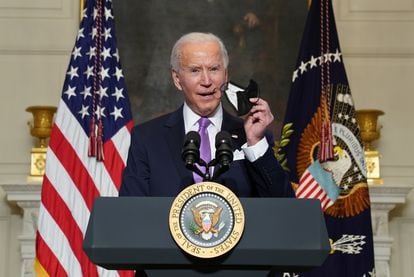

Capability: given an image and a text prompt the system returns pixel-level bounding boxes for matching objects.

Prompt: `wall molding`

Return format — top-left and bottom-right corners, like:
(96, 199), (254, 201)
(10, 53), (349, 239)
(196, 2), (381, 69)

(0, 49), (71, 56)
(335, 0), (414, 21)
(382, 165), (414, 182)
(0, 163), (29, 183)
(343, 48), (414, 58)
(390, 217), (414, 277)
(0, 0), (74, 19)
(0, 216), (10, 277)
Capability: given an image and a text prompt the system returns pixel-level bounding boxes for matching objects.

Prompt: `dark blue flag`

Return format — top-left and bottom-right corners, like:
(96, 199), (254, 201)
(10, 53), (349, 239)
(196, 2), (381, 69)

(277, 0), (376, 276)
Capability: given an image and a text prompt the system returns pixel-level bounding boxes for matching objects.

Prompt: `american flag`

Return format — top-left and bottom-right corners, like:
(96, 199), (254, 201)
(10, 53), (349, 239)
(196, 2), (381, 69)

(35, 0), (134, 276)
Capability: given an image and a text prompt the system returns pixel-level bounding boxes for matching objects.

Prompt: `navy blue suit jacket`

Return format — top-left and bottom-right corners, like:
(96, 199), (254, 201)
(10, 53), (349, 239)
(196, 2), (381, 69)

(119, 107), (293, 197)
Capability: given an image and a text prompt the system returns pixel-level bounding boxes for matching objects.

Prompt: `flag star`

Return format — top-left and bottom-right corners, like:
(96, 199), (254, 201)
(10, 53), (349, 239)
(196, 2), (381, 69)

(352, 118), (356, 124)
(99, 86), (109, 99)
(91, 27), (97, 39)
(100, 67), (110, 80)
(324, 53), (332, 63)
(292, 69), (299, 82)
(299, 61), (308, 74)
(344, 114), (350, 120)
(93, 8), (98, 20)
(347, 176), (353, 183)
(338, 113), (343, 119)
(78, 105), (89, 119)
(309, 55), (318, 68)
(72, 46), (82, 60)
(77, 28), (85, 40)
(358, 174), (362, 180)
(113, 67), (124, 81)
(80, 86), (92, 99)
(112, 87), (125, 101)
(318, 55), (324, 65)
(101, 47), (111, 61)
(113, 48), (120, 62)
(333, 49), (342, 62)
(87, 46), (96, 58)
(110, 106), (124, 120)
(63, 85), (77, 99)
(66, 66), (79, 80)
(95, 106), (106, 119)
(103, 28), (112, 41)
(343, 184), (350, 190)
(82, 8), (88, 18)
(104, 7), (114, 20)
(84, 65), (94, 79)
(353, 166), (359, 172)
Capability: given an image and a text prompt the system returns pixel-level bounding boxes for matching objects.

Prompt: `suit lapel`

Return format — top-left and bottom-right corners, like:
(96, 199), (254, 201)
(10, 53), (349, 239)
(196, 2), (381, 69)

(164, 107), (193, 185)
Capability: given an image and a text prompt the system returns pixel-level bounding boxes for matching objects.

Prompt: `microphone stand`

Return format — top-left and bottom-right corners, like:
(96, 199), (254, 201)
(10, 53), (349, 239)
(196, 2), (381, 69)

(185, 159), (212, 181)
(188, 158), (230, 182)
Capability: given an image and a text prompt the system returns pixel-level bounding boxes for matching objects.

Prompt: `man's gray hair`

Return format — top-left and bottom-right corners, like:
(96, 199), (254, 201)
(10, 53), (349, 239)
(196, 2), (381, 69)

(170, 32), (229, 72)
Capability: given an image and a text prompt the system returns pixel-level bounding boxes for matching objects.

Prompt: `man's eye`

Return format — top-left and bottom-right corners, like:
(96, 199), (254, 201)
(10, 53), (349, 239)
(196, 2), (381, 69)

(190, 68), (200, 73)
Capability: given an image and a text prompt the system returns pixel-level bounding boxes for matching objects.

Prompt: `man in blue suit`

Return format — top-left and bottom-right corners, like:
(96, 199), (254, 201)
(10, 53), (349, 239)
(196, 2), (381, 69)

(119, 32), (293, 198)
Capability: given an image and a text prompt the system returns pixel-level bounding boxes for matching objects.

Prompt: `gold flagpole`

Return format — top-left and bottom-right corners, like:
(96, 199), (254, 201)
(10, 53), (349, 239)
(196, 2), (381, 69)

(80, 0), (85, 21)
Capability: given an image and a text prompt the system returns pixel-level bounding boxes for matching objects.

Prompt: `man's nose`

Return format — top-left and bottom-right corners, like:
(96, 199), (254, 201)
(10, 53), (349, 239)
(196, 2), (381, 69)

(200, 70), (212, 86)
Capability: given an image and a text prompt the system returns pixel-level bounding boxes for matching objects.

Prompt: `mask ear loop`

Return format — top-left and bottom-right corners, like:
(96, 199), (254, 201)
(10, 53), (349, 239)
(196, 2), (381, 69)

(254, 84), (260, 104)
(220, 82), (229, 93)
(248, 79), (260, 105)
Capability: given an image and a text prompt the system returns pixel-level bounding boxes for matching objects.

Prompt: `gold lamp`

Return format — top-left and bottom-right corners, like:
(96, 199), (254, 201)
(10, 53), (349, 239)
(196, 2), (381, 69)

(355, 109), (385, 185)
(26, 105), (57, 182)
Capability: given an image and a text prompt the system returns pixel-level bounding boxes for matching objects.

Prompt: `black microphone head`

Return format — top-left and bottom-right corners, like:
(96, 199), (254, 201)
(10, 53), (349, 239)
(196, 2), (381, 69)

(185, 131), (200, 147)
(215, 131), (233, 165)
(182, 131), (201, 165)
(215, 131), (232, 148)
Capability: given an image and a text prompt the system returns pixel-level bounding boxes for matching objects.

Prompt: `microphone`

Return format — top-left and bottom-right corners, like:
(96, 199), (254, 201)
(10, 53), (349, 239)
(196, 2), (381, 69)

(211, 131), (233, 179)
(215, 131), (233, 166)
(182, 131), (207, 180)
(181, 131), (200, 166)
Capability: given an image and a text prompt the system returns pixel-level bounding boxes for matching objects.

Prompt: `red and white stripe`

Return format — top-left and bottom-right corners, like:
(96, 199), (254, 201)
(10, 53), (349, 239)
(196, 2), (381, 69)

(296, 170), (334, 211)
(36, 100), (134, 277)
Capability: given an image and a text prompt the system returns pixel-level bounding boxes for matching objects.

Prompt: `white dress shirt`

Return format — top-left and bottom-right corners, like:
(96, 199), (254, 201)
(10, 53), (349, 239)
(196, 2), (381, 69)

(182, 102), (269, 162)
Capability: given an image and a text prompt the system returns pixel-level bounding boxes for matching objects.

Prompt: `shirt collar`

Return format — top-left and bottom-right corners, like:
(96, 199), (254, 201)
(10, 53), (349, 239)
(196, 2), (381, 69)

(183, 102), (223, 132)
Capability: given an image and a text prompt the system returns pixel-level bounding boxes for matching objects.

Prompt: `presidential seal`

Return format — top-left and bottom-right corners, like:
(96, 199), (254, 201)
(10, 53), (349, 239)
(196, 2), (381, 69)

(169, 182), (245, 258)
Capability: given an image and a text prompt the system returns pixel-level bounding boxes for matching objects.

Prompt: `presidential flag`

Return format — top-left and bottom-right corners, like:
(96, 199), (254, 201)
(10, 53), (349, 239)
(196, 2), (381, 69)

(276, 0), (376, 275)
(35, 0), (134, 276)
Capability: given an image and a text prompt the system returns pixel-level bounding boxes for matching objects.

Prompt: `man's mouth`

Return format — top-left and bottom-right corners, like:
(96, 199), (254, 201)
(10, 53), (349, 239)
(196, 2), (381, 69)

(198, 91), (216, 97)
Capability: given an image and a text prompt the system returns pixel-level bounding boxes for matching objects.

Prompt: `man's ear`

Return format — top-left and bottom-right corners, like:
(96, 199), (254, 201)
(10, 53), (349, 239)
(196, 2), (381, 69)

(171, 70), (182, 91)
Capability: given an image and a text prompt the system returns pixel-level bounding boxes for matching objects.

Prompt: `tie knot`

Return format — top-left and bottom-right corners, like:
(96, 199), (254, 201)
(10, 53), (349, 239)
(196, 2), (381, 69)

(198, 117), (211, 130)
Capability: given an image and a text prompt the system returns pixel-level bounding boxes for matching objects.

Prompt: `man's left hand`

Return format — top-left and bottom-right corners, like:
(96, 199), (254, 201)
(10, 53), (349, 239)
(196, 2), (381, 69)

(244, 98), (274, 146)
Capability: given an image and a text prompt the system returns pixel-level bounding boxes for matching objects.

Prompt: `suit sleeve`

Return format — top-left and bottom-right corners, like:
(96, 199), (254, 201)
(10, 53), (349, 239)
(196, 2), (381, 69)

(119, 126), (150, 196)
(246, 134), (294, 198)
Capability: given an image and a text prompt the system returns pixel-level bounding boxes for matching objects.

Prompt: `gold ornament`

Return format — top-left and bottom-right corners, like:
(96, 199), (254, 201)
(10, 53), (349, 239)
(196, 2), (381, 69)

(26, 105), (57, 182)
(355, 109), (385, 185)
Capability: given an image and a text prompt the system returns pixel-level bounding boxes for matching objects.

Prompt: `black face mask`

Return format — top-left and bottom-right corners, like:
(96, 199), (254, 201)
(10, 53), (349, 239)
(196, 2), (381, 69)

(222, 79), (260, 116)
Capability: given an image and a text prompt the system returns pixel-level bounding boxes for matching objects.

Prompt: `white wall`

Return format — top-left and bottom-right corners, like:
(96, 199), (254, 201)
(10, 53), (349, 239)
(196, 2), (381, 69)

(0, 0), (79, 276)
(0, 0), (413, 276)
(333, 1), (414, 275)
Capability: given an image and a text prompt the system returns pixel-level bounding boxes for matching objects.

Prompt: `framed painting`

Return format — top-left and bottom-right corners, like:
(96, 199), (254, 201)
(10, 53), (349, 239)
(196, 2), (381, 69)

(112, 0), (308, 136)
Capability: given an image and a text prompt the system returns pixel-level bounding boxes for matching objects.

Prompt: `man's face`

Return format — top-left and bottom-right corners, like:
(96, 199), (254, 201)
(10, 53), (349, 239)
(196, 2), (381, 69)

(172, 41), (228, 117)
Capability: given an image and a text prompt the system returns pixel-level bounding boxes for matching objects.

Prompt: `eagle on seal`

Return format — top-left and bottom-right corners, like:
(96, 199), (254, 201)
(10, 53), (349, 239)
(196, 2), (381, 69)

(191, 206), (223, 240)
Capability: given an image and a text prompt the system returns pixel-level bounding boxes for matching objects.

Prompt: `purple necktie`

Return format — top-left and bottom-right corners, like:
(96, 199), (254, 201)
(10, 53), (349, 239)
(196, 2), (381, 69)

(194, 117), (211, 183)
